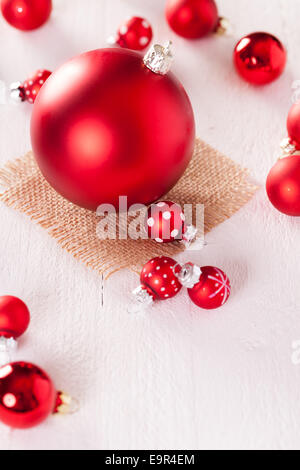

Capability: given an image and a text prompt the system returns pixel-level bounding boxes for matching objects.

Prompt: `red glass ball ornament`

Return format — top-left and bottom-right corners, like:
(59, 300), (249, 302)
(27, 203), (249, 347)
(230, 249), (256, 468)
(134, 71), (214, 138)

(188, 266), (231, 309)
(266, 155), (300, 216)
(0, 296), (30, 339)
(1, 0), (52, 31)
(165, 0), (219, 39)
(115, 17), (153, 51)
(31, 48), (195, 211)
(140, 256), (182, 300)
(145, 200), (185, 243)
(21, 69), (51, 103)
(287, 103), (300, 150)
(234, 32), (286, 85)
(0, 362), (56, 428)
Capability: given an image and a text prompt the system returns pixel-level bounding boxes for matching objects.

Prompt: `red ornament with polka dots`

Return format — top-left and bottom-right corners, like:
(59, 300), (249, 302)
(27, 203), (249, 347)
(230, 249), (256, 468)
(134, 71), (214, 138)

(145, 201), (186, 243)
(10, 69), (51, 104)
(140, 256), (182, 300)
(129, 256), (182, 313)
(110, 16), (153, 51)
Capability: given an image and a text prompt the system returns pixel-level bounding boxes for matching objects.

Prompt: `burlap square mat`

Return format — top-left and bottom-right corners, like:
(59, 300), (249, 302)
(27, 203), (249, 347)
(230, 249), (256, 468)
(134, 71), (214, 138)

(0, 138), (258, 278)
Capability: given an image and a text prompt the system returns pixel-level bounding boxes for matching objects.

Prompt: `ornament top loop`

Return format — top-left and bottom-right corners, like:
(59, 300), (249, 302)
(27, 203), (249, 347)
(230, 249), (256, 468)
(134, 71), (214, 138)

(0, 337), (17, 367)
(280, 137), (297, 157)
(10, 82), (25, 103)
(215, 17), (233, 37)
(174, 262), (201, 288)
(143, 41), (174, 75)
(54, 391), (79, 415)
(128, 285), (154, 315)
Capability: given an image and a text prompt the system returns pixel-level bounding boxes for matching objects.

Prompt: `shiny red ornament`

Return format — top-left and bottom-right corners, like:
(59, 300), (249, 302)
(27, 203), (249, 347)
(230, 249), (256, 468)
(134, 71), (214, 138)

(188, 266), (231, 309)
(165, 0), (219, 39)
(234, 32), (286, 85)
(0, 296), (30, 339)
(1, 0), (52, 31)
(115, 16), (153, 51)
(145, 200), (185, 243)
(0, 362), (56, 428)
(266, 155), (300, 216)
(31, 47), (195, 211)
(287, 103), (300, 150)
(11, 69), (51, 104)
(140, 256), (182, 300)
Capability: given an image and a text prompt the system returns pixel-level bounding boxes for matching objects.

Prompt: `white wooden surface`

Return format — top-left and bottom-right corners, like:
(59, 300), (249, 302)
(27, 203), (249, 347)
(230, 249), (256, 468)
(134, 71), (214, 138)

(0, 0), (300, 450)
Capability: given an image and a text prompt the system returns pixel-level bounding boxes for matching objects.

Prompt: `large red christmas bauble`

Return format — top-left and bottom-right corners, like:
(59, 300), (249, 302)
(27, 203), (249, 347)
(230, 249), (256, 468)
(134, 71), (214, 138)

(140, 256), (182, 300)
(1, 0), (52, 31)
(234, 32), (286, 85)
(31, 48), (195, 211)
(0, 296), (30, 339)
(188, 266), (231, 309)
(165, 0), (219, 39)
(287, 103), (300, 150)
(266, 155), (300, 216)
(0, 362), (56, 428)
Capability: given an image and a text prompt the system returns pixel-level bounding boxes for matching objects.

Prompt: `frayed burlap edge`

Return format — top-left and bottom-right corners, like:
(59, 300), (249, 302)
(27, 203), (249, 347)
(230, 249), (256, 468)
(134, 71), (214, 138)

(0, 139), (258, 278)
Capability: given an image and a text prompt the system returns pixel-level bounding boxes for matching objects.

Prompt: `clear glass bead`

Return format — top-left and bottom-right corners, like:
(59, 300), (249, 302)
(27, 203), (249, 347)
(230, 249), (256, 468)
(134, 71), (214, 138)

(128, 286), (154, 314)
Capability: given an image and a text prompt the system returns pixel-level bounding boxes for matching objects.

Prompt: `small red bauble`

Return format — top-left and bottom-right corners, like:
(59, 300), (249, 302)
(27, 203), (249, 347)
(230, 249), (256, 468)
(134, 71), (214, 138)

(115, 17), (153, 51)
(266, 155), (300, 216)
(140, 256), (182, 300)
(0, 362), (56, 428)
(1, 0), (52, 31)
(165, 0), (219, 39)
(146, 200), (185, 243)
(11, 69), (51, 104)
(287, 103), (300, 150)
(188, 266), (231, 309)
(0, 296), (30, 339)
(234, 32), (286, 85)
(31, 47), (195, 211)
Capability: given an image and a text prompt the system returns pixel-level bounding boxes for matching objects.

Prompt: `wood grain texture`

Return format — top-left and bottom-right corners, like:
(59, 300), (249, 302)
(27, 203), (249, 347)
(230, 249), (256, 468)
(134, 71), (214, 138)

(0, 0), (300, 450)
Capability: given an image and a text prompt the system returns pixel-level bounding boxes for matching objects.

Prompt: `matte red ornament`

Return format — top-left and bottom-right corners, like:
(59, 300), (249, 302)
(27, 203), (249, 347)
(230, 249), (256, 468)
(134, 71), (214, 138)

(287, 103), (300, 150)
(188, 266), (231, 309)
(140, 256), (182, 301)
(0, 296), (30, 339)
(31, 47), (195, 211)
(234, 32), (286, 85)
(11, 69), (51, 104)
(0, 362), (56, 428)
(266, 155), (300, 216)
(114, 16), (153, 51)
(1, 0), (52, 31)
(165, 0), (219, 39)
(145, 200), (185, 243)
